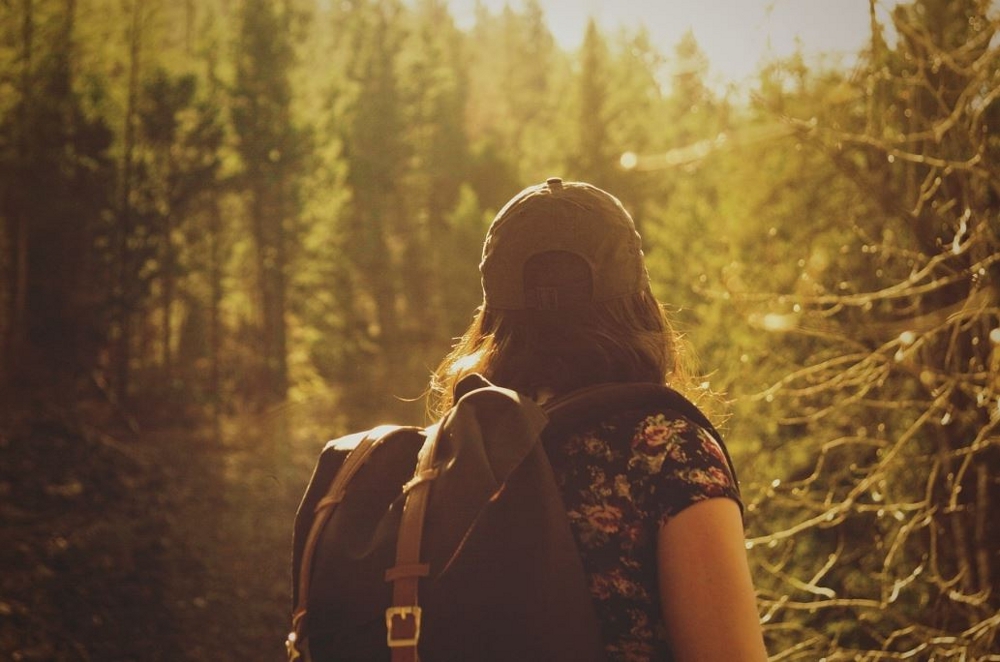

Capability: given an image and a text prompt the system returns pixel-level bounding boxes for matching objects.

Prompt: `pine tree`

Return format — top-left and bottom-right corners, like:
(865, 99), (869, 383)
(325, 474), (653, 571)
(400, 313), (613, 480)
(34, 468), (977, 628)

(573, 19), (615, 188)
(232, 0), (306, 407)
(134, 67), (223, 386)
(397, 0), (470, 359)
(0, 0), (115, 386)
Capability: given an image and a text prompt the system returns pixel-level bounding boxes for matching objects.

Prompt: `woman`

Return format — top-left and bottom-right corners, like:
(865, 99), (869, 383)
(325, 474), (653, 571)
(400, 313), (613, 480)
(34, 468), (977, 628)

(430, 178), (767, 661)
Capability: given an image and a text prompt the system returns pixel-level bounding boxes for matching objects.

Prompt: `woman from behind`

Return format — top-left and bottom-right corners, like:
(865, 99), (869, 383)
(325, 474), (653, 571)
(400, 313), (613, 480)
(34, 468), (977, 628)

(431, 178), (768, 661)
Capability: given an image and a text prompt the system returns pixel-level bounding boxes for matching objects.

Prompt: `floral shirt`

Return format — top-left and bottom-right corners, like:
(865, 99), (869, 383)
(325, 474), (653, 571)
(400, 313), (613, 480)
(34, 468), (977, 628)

(546, 407), (742, 661)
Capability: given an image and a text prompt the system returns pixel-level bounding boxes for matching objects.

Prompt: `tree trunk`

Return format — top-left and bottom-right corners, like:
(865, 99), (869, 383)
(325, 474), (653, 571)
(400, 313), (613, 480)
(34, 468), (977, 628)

(251, 183), (288, 406)
(4, 0), (34, 384)
(208, 196), (222, 438)
(6, 214), (29, 383)
(115, 0), (142, 402)
(161, 209), (175, 374)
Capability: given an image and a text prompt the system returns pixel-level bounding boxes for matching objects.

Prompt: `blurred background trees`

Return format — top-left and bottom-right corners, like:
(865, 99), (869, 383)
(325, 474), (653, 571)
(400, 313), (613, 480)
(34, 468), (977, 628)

(0, 0), (997, 658)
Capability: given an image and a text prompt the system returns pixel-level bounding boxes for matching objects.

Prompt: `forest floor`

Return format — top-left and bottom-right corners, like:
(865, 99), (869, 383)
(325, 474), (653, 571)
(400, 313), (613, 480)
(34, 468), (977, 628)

(0, 386), (309, 661)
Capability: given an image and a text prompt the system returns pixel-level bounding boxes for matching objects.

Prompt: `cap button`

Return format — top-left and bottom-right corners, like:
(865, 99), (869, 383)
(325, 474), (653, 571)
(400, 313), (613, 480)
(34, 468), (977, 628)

(546, 177), (563, 189)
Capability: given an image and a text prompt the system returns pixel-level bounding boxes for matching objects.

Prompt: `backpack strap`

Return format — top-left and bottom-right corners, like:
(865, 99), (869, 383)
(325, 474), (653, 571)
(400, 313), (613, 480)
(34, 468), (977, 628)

(383, 423), (440, 662)
(287, 425), (403, 662)
(379, 371), (494, 661)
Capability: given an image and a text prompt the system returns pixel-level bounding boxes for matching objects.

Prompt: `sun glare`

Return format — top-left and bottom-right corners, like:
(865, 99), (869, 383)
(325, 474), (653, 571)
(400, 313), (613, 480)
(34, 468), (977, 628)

(448, 0), (901, 89)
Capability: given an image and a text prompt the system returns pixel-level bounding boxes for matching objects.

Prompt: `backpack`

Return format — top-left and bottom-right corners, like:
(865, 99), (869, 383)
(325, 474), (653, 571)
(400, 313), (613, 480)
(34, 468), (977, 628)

(288, 375), (737, 662)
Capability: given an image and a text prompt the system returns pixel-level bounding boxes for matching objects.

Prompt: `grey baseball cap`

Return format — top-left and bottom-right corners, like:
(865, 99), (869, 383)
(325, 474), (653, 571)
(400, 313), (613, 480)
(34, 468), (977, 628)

(480, 178), (649, 310)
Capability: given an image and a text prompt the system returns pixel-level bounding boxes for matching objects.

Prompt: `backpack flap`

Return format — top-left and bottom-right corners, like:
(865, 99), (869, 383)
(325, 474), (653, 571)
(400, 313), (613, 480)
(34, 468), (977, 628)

(420, 384), (548, 567)
(414, 383), (605, 661)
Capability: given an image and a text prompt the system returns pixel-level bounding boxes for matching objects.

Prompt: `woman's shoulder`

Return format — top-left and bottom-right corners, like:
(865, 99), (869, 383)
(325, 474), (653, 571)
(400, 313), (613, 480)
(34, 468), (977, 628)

(626, 407), (742, 521)
(559, 404), (729, 471)
(629, 409), (729, 466)
(574, 405), (741, 514)
(576, 403), (724, 454)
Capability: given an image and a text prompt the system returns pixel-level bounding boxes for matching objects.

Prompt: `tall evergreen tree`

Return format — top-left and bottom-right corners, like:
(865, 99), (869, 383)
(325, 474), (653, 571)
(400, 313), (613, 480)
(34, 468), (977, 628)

(397, 0), (470, 356)
(0, 0), (115, 386)
(464, 0), (561, 195)
(232, 0), (306, 406)
(572, 19), (615, 188)
(134, 68), (223, 385)
(311, 0), (414, 422)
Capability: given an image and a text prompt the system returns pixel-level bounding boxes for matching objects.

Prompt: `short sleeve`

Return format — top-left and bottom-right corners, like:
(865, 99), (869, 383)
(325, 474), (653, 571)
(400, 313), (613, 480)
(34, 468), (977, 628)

(548, 405), (740, 660)
(628, 412), (742, 529)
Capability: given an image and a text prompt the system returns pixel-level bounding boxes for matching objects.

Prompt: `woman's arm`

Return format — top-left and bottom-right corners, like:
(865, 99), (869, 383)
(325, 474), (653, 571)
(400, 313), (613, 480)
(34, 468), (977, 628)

(657, 497), (768, 662)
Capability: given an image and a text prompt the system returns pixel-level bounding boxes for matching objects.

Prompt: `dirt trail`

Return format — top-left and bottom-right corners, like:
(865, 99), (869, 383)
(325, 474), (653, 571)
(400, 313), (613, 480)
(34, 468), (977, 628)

(1, 399), (307, 662)
(146, 420), (303, 662)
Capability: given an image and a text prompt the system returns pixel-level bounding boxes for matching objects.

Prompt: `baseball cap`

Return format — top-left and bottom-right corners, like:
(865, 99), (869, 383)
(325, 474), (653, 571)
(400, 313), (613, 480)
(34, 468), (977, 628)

(480, 178), (649, 310)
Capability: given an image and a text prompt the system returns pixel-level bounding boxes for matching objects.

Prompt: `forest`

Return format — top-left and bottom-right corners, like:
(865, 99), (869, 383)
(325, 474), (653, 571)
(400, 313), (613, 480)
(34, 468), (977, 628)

(0, 0), (998, 659)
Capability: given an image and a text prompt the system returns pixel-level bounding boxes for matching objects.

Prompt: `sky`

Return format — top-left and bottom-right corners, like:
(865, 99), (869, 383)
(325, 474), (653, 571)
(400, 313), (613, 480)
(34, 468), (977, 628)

(447, 0), (903, 89)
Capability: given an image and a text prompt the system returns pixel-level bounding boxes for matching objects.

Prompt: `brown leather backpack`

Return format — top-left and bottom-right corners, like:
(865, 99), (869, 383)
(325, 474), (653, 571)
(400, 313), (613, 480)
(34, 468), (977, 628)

(288, 375), (736, 662)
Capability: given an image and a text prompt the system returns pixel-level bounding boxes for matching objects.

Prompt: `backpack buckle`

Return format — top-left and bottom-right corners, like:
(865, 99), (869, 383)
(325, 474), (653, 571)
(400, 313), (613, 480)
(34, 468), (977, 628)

(386, 606), (422, 648)
(285, 631), (302, 661)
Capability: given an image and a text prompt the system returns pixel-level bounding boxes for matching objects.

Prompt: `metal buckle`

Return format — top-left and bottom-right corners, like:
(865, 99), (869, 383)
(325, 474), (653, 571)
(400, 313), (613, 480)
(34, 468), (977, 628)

(385, 606), (422, 648)
(285, 631), (302, 661)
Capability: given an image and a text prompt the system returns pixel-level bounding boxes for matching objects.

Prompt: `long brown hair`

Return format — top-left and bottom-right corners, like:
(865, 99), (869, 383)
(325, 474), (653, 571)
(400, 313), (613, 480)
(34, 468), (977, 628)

(429, 285), (693, 419)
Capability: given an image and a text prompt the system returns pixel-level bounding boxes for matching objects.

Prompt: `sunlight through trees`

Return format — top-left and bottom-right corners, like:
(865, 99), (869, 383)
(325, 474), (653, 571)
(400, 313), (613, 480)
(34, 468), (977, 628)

(0, 0), (997, 658)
